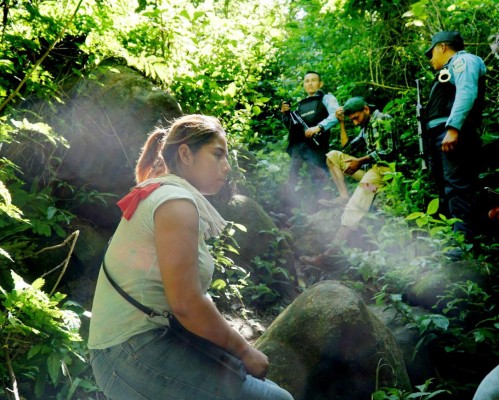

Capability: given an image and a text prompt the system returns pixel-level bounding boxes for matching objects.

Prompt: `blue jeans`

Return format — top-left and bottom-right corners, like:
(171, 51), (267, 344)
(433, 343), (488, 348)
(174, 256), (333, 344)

(90, 328), (294, 400)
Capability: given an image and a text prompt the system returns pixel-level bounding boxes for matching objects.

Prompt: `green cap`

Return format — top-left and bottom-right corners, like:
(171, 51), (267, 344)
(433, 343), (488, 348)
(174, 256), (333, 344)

(343, 97), (369, 115)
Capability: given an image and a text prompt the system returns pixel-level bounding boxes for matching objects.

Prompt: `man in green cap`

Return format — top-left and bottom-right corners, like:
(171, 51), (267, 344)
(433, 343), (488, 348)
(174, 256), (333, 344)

(300, 96), (397, 265)
(423, 31), (486, 259)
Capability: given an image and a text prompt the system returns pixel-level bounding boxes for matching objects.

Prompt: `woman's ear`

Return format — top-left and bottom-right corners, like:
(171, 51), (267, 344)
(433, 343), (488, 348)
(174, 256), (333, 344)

(178, 144), (192, 166)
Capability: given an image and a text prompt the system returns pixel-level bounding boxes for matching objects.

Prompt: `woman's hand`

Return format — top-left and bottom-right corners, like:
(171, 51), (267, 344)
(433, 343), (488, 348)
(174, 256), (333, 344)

(240, 346), (269, 379)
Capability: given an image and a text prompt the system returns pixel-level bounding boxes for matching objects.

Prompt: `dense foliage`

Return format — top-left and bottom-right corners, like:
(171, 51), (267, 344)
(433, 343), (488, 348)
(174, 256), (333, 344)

(0, 0), (497, 399)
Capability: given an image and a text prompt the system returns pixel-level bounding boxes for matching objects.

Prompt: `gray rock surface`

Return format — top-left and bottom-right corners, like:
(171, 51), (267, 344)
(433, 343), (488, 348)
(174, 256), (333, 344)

(255, 280), (410, 400)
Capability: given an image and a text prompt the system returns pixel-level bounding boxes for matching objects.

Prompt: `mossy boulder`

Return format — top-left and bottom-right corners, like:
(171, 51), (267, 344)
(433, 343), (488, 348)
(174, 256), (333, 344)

(406, 261), (483, 310)
(215, 194), (299, 300)
(255, 280), (410, 400)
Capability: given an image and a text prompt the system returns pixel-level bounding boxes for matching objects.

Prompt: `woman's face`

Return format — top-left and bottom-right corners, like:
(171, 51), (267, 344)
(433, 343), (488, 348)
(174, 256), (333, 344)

(183, 134), (231, 195)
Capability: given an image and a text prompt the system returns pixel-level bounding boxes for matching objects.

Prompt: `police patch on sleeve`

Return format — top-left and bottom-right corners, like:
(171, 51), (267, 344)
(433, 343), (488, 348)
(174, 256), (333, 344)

(452, 57), (466, 74)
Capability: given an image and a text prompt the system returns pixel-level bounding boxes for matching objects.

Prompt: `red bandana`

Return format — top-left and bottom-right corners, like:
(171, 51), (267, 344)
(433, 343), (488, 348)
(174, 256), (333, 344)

(117, 183), (162, 220)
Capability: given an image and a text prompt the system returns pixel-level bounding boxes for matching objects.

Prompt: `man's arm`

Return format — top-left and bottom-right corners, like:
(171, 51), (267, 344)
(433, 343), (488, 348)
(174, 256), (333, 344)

(335, 106), (350, 147)
(443, 54), (485, 153)
(445, 54), (485, 132)
(281, 101), (292, 128)
(317, 93), (340, 131)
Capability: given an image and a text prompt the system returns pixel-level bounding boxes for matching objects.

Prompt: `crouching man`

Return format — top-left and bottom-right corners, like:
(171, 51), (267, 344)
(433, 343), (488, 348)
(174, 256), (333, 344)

(301, 96), (397, 265)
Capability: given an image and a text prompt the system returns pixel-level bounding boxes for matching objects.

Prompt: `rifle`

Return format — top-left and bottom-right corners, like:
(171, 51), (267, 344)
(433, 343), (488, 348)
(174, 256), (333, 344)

(289, 110), (320, 146)
(415, 79), (428, 170)
(342, 134), (366, 156)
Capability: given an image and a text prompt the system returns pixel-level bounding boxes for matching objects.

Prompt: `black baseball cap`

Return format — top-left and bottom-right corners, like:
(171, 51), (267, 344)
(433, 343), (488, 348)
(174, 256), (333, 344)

(424, 31), (465, 58)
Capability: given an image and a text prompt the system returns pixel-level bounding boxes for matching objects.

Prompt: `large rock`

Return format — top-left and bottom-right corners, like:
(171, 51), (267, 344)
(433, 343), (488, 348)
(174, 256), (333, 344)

(289, 207), (341, 258)
(255, 280), (410, 400)
(368, 304), (433, 386)
(56, 60), (183, 227)
(1, 60), (185, 287)
(213, 193), (299, 301)
(406, 261), (483, 310)
(3, 60), (183, 228)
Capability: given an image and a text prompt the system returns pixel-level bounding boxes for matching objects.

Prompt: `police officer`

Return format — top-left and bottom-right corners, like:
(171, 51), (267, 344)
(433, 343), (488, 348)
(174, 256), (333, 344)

(424, 31), (486, 255)
(281, 71), (339, 211)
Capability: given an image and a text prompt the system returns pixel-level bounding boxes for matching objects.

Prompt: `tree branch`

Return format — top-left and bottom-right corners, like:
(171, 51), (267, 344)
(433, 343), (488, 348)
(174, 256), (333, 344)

(48, 230), (80, 297)
(354, 81), (408, 92)
(3, 337), (21, 400)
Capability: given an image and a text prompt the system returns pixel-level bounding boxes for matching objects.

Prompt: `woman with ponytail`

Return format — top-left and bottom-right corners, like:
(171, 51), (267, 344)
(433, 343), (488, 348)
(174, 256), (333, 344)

(88, 115), (293, 400)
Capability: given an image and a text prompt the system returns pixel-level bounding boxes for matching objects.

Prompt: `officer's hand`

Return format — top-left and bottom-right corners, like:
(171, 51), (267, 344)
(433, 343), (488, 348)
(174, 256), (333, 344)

(305, 126), (321, 138)
(281, 102), (290, 113)
(336, 107), (345, 123)
(442, 128), (459, 153)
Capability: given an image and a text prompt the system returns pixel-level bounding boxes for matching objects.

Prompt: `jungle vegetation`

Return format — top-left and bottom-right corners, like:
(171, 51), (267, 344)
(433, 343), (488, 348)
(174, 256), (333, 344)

(0, 0), (498, 399)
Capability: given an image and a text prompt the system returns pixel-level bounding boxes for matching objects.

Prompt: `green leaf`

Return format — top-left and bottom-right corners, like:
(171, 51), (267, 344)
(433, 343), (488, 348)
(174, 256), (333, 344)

(233, 223), (247, 232)
(31, 277), (45, 291)
(371, 390), (388, 400)
(431, 315), (449, 331)
(66, 377), (83, 400)
(416, 218), (427, 227)
(252, 105), (262, 115)
(429, 226), (445, 236)
(7, 315), (20, 328)
(178, 9), (191, 20)
(211, 279), (227, 290)
(193, 11), (205, 20)
(47, 353), (61, 386)
(224, 82), (238, 98)
(426, 198), (439, 215)
(405, 212), (423, 220)
(47, 206), (57, 219)
(35, 360), (48, 398)
(27, 344), (43, 359)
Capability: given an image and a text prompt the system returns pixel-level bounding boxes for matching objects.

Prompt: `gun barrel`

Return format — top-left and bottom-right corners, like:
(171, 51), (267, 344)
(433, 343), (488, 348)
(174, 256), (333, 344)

(415, 79), (428, 170)
(291, 111), (320, 145)
(290, 111), (309, 129)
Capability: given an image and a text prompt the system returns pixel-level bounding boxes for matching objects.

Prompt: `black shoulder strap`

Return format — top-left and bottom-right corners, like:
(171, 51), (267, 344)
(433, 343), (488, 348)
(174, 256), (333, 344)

(102, 258), (168, 318)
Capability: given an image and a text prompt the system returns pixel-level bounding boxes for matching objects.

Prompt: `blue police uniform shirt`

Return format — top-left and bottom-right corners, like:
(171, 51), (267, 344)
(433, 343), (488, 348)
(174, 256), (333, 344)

(320, 93), (340, 130)
(445, 50), (486, 131)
